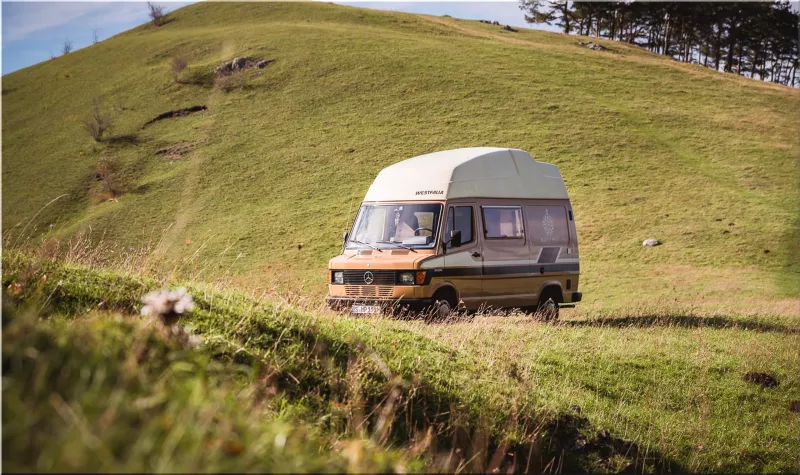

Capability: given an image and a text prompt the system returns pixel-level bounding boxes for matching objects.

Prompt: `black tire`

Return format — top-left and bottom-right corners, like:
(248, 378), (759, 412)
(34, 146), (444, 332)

(535, 288), (563, 321)
(426, 288), (458, 323)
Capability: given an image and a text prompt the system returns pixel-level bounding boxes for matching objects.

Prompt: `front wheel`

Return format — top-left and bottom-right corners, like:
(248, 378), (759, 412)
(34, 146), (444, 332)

(425, 289), (458, 323)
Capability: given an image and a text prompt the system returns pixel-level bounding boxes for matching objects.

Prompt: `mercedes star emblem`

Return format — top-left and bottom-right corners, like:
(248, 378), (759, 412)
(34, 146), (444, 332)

(363, 271), (374, 284)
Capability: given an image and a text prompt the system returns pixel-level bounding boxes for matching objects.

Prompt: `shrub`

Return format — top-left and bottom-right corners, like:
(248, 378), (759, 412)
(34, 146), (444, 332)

(81, 97), (112, 142)
(147, 2), (166, 27)
(61, 39), (73, 55)
(96, 156), (123, 198)
(171, 56), (188, 83)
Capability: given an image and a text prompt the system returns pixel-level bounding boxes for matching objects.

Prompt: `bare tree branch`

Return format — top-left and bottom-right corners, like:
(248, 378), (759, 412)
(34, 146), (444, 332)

(61, 39), (73, 55)
(82, 97), (113, 142)
(147, 2), (166, 27)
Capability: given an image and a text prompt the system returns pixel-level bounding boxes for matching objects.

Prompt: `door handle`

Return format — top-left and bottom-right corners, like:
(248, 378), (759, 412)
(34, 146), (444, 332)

(472, 252), (481, 258)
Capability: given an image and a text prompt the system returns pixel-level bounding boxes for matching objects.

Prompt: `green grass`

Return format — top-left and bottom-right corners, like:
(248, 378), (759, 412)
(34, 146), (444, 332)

(2, 3), (799, 472)
(2, 2), (798, 313)
(3, 251), (799, 472)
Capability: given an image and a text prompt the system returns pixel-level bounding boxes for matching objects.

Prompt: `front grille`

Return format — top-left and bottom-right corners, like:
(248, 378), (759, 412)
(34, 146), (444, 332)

(345, 285), (395, 298)
(342, 270), (395, 285)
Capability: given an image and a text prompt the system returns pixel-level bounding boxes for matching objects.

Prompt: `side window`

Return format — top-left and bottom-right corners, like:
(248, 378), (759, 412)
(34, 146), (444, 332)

(357, 207), (385, 242)
(482, 206), (524, 239)
(445, 206), (474, 248)
(526, 206), (570, 244)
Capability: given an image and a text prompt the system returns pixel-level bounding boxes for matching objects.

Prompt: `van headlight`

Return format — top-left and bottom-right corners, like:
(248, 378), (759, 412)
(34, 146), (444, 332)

(398, 272), (414, 285)
(333, 271), (344, 284)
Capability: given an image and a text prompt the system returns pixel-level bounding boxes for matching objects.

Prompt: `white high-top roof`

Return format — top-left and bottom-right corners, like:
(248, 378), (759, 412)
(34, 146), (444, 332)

(363, 147), (569, 202)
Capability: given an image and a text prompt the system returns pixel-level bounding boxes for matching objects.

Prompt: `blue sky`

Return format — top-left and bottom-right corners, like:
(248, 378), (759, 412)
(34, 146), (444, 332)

(338, 2), (556, 30)
(2, 1), (188, 74)
(1, 1), (553, 75)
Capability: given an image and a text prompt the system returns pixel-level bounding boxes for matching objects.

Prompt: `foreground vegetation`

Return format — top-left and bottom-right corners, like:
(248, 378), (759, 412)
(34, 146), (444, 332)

(3, 251), (798, 472)
(2, 2), (798, 314)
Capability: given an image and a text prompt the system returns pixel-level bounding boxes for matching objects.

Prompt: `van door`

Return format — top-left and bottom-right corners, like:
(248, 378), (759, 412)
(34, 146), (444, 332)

(479, 205), (536, 308)
(442, 204), (482, 308)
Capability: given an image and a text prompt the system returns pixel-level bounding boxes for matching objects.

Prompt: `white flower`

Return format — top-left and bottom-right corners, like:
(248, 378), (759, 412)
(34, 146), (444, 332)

(187, 334), (203, 348)
(140, 287), (195, 325)
(274, 433), (287, 450)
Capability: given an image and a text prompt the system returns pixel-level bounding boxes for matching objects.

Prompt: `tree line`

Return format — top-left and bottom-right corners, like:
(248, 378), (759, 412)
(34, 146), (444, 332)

(519, 1), (799, 87)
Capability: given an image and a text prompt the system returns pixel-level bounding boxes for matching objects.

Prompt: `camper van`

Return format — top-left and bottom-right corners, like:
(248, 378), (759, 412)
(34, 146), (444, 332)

(326, 147), (581, 319)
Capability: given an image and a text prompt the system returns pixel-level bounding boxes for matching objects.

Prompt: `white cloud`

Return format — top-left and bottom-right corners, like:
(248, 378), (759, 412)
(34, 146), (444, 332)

(3, 3), (105, 42)
(2, 2), (186, 44)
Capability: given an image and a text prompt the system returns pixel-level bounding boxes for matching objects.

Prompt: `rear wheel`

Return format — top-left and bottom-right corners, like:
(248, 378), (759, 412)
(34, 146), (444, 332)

(535, 287), (563, 321)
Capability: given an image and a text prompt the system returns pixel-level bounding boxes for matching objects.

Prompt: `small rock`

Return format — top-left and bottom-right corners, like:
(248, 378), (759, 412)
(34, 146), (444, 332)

(743, 371), (779, 388)
(570, 436), (587, 451)
(232, 57), (247, 70)
(579, 41), (607, 51)
(728, 222), (735, 226)
(642, 238), (660, 247)
(297, 243), (303, 250)
(214, 57), (274, 76)
(715, 218), (722, 221)
(503, 25), (518, 32)
(722, 230), (730, 234)
(255, 59), (274, 69)
(763, 249), (770, 254)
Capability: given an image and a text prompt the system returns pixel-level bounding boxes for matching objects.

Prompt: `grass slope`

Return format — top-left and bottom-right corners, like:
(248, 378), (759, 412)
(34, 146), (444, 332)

(3, 251), (799, 472)
(2, 2), (798, 313)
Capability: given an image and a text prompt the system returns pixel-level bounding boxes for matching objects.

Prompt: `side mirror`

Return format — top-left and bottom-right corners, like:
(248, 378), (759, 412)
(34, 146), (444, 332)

(449, 230), (462, 248)
(342, 231), (348, 251)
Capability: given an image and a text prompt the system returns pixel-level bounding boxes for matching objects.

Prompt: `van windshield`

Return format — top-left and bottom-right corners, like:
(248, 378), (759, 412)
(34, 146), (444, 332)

(348, 203), (443, 250)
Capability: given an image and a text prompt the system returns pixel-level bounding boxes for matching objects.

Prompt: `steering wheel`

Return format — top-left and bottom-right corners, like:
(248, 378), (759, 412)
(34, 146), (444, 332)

(414, 227), (433, 236)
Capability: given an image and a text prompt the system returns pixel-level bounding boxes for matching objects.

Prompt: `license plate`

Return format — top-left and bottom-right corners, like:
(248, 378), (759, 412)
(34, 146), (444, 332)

(351, 305), (382, 315)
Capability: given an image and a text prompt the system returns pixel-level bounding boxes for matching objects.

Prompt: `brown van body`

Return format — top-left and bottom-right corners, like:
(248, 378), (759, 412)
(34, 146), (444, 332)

(327, 197), (581, 312)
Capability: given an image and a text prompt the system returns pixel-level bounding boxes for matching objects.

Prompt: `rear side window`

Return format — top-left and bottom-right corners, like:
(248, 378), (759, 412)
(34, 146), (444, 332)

(445, 206), (474, 248)
(482, 206), (524, 239)
(527, 206), (570, 244)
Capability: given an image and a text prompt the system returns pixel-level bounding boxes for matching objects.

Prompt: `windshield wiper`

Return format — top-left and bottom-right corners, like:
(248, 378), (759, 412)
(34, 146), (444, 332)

(349, 239), (383, 252)
(378, 241), (418, 253)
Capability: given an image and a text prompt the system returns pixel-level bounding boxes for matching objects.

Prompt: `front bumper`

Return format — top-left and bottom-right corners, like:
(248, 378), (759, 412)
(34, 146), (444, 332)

(325, 296), (433, 312)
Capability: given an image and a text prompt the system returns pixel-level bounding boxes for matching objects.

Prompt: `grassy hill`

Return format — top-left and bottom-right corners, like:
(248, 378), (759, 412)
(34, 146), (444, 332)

(2, 3), (800, 472)
(4, 251), (799, 472)
(2, 1), (798, 313)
